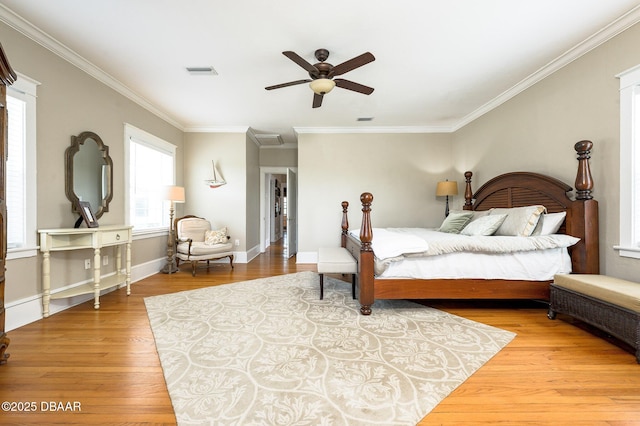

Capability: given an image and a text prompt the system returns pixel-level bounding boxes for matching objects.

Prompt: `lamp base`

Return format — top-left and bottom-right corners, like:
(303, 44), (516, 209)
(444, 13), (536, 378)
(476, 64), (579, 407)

(163, 203), (178, 274)
(162, 260), (179, 274)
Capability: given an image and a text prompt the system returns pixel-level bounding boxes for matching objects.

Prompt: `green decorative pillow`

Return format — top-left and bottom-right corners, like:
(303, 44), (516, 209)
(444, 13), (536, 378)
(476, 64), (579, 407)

(204, 227), (228, 245)
(438, 211), (474, 234)
(461, 214), (507, 236)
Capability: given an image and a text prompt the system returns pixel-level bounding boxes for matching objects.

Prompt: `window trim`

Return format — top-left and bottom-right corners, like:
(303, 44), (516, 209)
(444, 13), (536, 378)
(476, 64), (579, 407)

(616, 64), (640, 259)
(124, 123), (177, 235)
(7, 72), (39, 260)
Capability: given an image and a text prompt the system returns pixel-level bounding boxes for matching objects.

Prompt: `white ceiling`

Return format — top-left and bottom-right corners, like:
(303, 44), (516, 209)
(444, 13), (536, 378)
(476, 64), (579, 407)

(2, 0), (640, 145)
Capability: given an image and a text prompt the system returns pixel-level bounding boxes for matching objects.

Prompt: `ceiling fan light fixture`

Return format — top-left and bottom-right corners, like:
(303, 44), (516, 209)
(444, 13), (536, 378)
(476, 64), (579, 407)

(309, 78), (335, 95)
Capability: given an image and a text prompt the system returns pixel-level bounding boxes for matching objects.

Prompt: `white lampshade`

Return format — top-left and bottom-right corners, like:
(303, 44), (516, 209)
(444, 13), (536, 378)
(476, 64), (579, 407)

(309, 78), (336, 95)
(164, 185), (185, 203)
(436, 180), (458, 197)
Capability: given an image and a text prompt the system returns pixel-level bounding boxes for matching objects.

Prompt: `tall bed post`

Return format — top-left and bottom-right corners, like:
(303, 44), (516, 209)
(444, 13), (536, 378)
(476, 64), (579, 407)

(340, 201), (349, 248)
(570, 140), (599, 274)
(463, 171), (473, 210)
(575, 140), (594, 200)
(359, 193), (375, 315)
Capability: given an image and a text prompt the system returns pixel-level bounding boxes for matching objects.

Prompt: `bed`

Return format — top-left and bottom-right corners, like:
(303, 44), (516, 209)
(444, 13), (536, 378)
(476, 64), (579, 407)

(341, 141), (599, 315)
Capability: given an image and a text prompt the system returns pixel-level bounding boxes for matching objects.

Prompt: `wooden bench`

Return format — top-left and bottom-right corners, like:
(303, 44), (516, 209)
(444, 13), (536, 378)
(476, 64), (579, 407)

(548, 274), (640, 363)
(317, 247), (357, 300)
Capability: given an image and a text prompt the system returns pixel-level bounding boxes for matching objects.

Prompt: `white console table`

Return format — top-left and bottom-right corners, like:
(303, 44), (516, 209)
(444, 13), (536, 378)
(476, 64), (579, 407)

(38, 225), (132, 317)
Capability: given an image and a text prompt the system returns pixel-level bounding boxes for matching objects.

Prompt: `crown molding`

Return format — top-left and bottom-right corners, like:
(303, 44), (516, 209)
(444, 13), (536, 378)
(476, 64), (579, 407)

(0, 4), (185, 131)
(184, 126), (250, 133)
(293, 125), (454, 135)
(453, 4), (640, 131)
(247, 129), (260, 147)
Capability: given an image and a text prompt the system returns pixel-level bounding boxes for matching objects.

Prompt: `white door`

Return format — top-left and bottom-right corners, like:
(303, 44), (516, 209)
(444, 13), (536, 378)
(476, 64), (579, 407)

(286, 168), (298, 257)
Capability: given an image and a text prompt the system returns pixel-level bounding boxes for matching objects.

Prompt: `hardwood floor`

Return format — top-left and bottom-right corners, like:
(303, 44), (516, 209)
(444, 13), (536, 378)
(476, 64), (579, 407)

(1, 240), (639, 425)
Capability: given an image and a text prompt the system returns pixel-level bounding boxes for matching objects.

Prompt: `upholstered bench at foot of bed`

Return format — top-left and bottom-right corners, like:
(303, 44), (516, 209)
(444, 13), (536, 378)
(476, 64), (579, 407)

(317, 247), (357, 300)
(548, 274), (640, 363)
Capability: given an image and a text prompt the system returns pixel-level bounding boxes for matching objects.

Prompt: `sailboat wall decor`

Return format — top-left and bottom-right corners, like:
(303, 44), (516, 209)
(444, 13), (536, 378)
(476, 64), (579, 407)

(206, 161), (227, 188)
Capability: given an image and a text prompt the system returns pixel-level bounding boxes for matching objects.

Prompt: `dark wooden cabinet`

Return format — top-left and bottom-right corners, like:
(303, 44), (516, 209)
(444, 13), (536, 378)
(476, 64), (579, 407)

(0, 43), (16, 365)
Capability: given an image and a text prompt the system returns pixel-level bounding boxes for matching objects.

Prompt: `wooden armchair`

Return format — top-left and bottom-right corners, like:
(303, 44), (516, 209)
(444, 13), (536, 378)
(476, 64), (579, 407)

(174, 215), (234, 276)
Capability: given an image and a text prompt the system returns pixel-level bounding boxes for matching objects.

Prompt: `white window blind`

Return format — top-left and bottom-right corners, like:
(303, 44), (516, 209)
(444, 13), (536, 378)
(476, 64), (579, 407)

(633, 89), (640, 247)
(6, 73), (38, 259)
(125, 124), (176, 231)
(6, 95), (26, 249)
(617, 64), (640, 258)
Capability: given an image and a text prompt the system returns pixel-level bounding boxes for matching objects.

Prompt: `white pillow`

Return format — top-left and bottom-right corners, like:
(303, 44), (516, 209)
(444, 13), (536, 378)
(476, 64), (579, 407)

(491, 205), (546, 237)
(531, 212), (566, 235)
(461, 214), (507, 236)
(470, 209), (492, 220)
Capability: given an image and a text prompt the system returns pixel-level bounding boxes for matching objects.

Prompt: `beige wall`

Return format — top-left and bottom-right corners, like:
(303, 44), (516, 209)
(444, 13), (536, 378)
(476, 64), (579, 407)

(183, 132), (249, 250)
(452, 22), (640, 282)
(297, 133), (454, 254)
(260, 147), (297, 167)
(1, 22), (184, 304)
(245, 135), (261, 251)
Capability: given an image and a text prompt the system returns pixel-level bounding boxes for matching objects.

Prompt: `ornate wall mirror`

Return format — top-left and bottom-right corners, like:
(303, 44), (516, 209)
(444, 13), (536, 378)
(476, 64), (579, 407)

(65, 131), (113, 221)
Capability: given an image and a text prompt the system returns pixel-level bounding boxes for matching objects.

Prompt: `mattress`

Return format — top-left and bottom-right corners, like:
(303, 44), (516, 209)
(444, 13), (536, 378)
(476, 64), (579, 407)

(376, 248), (572, 280)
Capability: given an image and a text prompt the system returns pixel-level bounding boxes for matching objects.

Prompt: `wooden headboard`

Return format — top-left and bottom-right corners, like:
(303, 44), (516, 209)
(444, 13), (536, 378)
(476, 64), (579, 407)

(461, 140), (599, 275)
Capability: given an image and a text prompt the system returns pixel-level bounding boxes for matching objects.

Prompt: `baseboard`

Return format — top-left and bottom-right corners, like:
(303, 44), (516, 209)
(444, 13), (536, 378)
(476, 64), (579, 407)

(6, 281), (119, 332)
(134, 257), (166, 281)
(6, 258), (163, 332)
(6, 252), (261, 331)
(5, 293), (44, 332)
(245, 244), (261, 263)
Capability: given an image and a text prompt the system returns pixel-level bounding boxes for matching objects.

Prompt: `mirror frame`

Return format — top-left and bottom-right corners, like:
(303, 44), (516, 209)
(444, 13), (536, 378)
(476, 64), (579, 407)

(65, 131), (113, 220)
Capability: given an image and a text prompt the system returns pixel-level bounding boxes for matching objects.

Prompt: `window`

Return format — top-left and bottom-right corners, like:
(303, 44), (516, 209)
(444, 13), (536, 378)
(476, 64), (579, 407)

(124, 124), (176, 232)
(6, 74), (38, 259)
(617, 64), (640, 258)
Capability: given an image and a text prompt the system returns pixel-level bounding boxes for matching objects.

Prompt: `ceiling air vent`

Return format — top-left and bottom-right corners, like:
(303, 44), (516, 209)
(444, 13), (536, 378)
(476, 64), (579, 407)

(186, 66), (218, 76)
(254, 134), (284, 146)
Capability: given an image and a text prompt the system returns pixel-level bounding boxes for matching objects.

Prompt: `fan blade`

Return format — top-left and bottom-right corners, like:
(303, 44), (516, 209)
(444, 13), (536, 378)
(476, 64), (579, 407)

(312, 93), (323, 108)
(331, 52), (375, 76)
(283, 51), (318, 76)
(334, 78), (375, 95)
(265, 79), (311, 90)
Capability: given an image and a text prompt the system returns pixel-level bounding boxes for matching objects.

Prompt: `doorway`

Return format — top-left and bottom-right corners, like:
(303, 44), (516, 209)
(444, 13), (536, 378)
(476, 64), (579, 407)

(260, 167), (298, 258)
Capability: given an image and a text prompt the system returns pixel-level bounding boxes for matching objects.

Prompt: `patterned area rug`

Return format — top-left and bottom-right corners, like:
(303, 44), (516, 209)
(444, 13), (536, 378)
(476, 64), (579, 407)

(145, 271), (515, 425)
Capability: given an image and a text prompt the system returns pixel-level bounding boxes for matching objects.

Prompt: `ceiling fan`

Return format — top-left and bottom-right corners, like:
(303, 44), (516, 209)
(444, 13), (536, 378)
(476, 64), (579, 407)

(265, 48), (375, 108)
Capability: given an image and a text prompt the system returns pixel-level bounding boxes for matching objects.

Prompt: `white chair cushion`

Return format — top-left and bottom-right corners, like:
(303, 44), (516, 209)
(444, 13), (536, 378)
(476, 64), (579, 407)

(177, 241), (232, 256)
(317, 247), (357, 274)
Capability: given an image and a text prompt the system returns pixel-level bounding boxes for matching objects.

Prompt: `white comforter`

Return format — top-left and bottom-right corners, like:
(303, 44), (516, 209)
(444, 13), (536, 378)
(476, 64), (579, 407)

(349, 227), (580, 280)
(351, 227), (580, 261)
